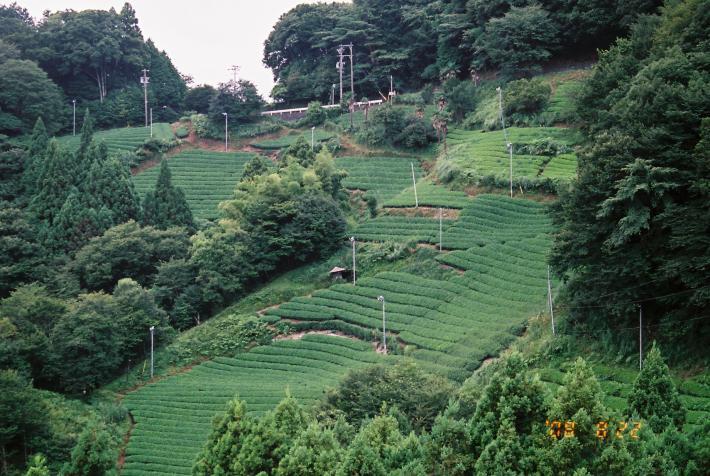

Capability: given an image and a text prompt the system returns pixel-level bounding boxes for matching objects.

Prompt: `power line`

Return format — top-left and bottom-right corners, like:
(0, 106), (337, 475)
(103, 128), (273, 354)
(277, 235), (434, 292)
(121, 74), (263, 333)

(554, 285), (710, 311)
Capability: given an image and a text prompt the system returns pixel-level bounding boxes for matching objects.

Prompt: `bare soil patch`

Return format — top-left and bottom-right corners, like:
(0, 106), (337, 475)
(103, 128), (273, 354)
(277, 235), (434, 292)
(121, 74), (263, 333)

(384, 207), (460, 219)
(274, 330), (359, 341)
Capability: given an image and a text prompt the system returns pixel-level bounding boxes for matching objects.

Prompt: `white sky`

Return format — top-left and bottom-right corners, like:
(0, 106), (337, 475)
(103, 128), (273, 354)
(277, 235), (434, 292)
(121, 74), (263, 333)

(19, 0), (339, 100)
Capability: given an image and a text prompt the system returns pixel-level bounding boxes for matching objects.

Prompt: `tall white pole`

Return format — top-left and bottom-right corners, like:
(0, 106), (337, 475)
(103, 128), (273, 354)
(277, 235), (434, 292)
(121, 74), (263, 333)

(311, 126), (315, 150)
(142, 69), (149, 127)
(338, 47), (344, 103)
(350, 236), (356, 285)
(439, 208), (443, 252)
(222, 112), (228, 152)
(378, 296), (386, 353)
(547, 265), (555, 336)
(72, 99), (76, 136)
(349, 43), (354, 101)
(150, 107), (153, 138)
(411, 162), (418, 208)
(496, 87), (513, 198)
(639, 305), (643, 370)
(149, 326), (155, 378)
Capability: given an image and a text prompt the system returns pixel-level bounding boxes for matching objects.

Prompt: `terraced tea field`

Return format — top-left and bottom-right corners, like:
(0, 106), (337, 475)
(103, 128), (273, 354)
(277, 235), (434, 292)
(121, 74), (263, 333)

(56, 123), (174, 155)
(132, 150), (257, 220)
(355, 216), (452, 243)
(122, 335), (384, 475)
(537, 362), (710, 433)
(251, 129), (334, 149)
(446, 127), (579, 181)
(440, 194), (552, 249)
(383, 179), (471, 209)
(268, 195), (554, 382)
(337, 156), (423, 201)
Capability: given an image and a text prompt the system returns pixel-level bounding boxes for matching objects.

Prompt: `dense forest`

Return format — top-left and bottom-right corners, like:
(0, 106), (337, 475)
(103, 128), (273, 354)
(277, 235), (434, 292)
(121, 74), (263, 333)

(0, 0), (708, 474)
(264, 0), (662, 105)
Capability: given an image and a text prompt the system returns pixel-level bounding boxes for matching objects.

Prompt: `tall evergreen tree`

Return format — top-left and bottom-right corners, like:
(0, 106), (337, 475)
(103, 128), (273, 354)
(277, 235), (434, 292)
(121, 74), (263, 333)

(49, 188), (111, 253)
(29, 140), (76, 224)
(628, 343), (685, 432)
(60, 422), (116, 476)
(85, 156), (140, 224)
(142, 160), (193, 230)
(21, 117), (48, 197)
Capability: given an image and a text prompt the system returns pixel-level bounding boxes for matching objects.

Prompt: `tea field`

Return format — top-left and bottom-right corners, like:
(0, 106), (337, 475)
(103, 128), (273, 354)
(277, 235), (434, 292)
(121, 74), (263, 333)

(383, 179), (471, 209)
(354, 215), (452, 243)
(336, 156), (423, 201)
(439, 194), (552, 249)
(445, 127), (580, 181)
(132, 150), (257, 220)
(122, 335), (385, 475)
(268, 194), (554, 382)
(56, 123), (174, 155)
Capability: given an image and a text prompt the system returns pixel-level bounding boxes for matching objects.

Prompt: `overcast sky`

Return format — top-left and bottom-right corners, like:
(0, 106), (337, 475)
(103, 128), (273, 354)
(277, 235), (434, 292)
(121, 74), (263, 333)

(19, 0), (339, 100)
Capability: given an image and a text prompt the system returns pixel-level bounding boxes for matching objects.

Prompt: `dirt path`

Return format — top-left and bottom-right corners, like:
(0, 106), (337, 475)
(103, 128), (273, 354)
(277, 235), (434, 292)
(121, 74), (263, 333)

(384, 207), (461, 219)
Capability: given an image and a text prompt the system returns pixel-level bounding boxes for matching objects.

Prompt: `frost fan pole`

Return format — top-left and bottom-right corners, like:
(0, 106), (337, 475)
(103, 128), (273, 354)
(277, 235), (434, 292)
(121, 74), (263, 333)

(439, 208), (443, 252)
(141, 69), (150, 127)
(378, 296), (386, 354)
(350, 236), (356, 286)
(411, 162), (418, 208)
(496, 86), (513, 198)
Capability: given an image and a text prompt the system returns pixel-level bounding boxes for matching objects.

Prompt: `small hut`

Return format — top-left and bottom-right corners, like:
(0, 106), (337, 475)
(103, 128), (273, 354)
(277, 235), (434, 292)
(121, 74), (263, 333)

(329, 267), (352, 281)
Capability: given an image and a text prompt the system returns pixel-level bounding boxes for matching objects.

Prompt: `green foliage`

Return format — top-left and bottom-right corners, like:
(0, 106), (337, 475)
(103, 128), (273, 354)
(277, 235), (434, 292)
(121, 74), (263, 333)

(142, 160), (194, 230)
(322, 362), (454, 432)
(252, 130), (334, 151)
(208, 79), (264, 126)
(175, 125), (189, 139)
(184, 85), (216, 114)
(628, 343), (686, 432)
(171, 314), (273, 360)
(71, 221), (190, 292)
(551, 0), (710, 357)
(0, 205), (47, 298)
(24, 454), (50, 476)
(0, 59), (64, 136)
(504, 78), (551, 116)
(49, 280), (170, 394)
(0, 370), (49, 473)
(60, 422), (117, 476)
(305, 101), (327, 126)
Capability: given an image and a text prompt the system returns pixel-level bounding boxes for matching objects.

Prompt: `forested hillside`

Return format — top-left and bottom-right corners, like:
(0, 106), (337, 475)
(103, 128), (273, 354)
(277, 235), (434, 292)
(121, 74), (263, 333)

(264, 0), (662, 104)
(0, 0), (708, 474)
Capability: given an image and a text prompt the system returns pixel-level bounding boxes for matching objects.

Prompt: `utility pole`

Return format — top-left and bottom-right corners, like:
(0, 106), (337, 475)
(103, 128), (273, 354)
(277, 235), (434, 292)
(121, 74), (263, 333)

(337, 46), (344, 103)
(228, 65), (239, 91)
(547, 265), (555, 336)
(141, 69), (150, 127)
(331, 84), (336, 105)
(348, 43), (354, 101)
(337, 44), (355, 103)
(377, 296), (386, 353)
(411, 162), (419, 208)
(311, 126), (315, 150)
(496, 86), (513, 198)
(222, 112), (228, 152)
(149, 326), (155, 378)
(150, 107), (153, 138)
(639, 305), (643, 370)
(351, 237), (357, 285)
(72, 99), (76, 136)
(439, 208), (443, 252)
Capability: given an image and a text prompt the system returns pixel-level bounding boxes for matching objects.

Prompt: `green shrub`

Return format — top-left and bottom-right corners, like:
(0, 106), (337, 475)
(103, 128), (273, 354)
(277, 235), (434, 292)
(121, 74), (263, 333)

(305, 101), (327, 126)
(175, 126), (189, 139)
(504, 78), (551, 115)
(395, 116), (435, 149)
(514, 137), (572, 156)
(355, 124), (386, 147)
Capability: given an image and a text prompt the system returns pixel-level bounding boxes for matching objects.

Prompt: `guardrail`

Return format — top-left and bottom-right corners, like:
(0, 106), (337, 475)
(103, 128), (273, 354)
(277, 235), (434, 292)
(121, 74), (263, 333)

(261, 99), (384, 117)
